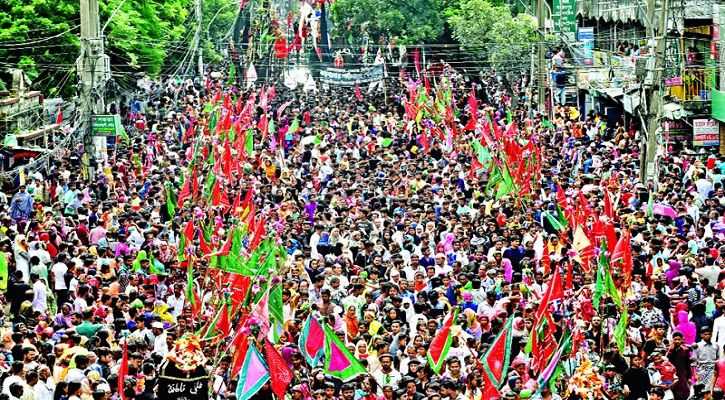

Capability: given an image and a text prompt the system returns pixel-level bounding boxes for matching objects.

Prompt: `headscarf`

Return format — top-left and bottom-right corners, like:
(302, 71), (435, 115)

(344, 306), (359, 340)
(463, 308), (481, 339)
(675, 310), (696, 345)
(132, 250), (149, 272)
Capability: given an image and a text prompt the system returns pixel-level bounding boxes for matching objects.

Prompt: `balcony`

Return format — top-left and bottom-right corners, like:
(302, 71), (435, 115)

(666, 66), (716, 105)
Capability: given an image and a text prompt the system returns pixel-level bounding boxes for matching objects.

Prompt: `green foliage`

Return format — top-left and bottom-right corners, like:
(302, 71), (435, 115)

(202, 0), (238, 65)
(330, 0), (445, 45)
(0, 0), (80, 96)
(0, 0), (195, 95)
(102, 0), (192, 76)
(448, 0), (536, 72)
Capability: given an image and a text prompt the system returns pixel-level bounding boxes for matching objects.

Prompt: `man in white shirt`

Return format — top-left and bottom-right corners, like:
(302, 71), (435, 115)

(372, 353), (402, 391)
(32, 367), (54, 400)
(713, 306), (725, 355)
(2, 362), (24, 396)
(50, 254), (69, 305)
(31, 274), (47, 313)
(151, 322), (169, 355)
(165, 284), (185, 318)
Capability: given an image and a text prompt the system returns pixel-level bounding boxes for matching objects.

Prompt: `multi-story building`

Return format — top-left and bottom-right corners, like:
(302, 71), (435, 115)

(563, 0), (724, 154)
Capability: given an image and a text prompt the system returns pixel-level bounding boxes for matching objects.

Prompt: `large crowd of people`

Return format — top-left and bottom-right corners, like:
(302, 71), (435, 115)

(0, 62), (722, 400)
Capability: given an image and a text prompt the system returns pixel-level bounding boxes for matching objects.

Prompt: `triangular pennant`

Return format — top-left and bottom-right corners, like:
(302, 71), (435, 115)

(426, 309), (457, 374)
(235, 345), (270, 400)
(298, 315), (325, 367)
(481, 316), (514, 387)
(322, 324), (366, 381)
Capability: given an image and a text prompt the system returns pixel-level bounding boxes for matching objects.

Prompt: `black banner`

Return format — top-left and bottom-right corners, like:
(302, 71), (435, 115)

(319, 65), (384, 86)
(157, 363), (209, 400)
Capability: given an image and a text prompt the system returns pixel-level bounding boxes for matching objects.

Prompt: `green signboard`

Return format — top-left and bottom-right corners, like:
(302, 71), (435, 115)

(92, 115), (120, 136)
(713, 89), (725, 123)
(553, 0), (577, 40)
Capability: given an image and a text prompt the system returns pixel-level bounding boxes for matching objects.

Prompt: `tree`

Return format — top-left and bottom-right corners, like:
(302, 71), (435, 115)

(0, 0), (195, 96)
(487, 13), (537, 73)
(447, 0), (536, 73)
(330, 0), (445, 45)
(201, 0), (239, 65)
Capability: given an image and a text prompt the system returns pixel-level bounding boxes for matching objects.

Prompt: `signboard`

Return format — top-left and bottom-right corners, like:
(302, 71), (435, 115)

(553, 0), (577, 40)
(578, 27), (594, 65)
(662, 119), (691, 143)
(319, 64), (384, 86)
(157, 363), (209, 400)
(693, 118), (720, 146)
(91, 115), (120, 136)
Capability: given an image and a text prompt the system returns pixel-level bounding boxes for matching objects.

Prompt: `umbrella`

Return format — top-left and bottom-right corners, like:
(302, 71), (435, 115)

(642, 203), (677, 219)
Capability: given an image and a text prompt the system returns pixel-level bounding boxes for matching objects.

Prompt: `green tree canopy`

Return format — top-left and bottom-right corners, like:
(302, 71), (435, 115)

(330, 0), (445, 45)
(447, 0), (536, 72)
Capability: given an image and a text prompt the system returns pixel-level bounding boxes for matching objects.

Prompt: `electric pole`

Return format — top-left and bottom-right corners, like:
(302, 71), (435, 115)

(537, 0), (547, 113)
(640, 0), (668, 182)
(196, 0), (204, 77)
(78, 0), (110, 180)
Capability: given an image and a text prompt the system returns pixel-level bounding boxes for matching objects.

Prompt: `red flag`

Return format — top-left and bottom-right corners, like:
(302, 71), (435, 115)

(548, 264), (564, 303)
(481, 369), (501, 399)
(264, 339), (294, 399)
(190, 168), (199, 200)
(464, 89), (478, 131)
(217, 301), (231, 337)
(603, 221), (617, 253)
(555, 185), (568, 210)
(199, 234), (213, 256)
(274, 37), (289, 59)
(231, 191), (242, 217)
(257, 113), (269, 139)
(354, 85), (363, 101)
(229, 273), (251, 310)
(481, 316), (514, 386)
(427, 309), (457, 374)
(230, 330), (249, 376)
(248, 216), (266, 251)
(419, 131), (430, 153)
(118, 341), (129, 400)
(603, 189), (615, 220)
(177, 176), (192, 208)
(540, 242), (550, 275)
(183, 221), (195, 243)
(56, 109), (63, 125)
(211, 181), (230, 208)
(611, 230), (633, 286)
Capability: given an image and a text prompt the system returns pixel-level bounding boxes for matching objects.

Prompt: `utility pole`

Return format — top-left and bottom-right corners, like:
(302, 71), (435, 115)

(536, 0), (547, 113)
(77, 0), (110, 180)
(196, 0), (204, 77)
(640, 0), (668, 182)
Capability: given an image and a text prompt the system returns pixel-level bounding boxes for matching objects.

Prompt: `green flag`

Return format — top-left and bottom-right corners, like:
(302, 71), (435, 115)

(470, 140), (492, 167)
(208, 109), (218, 133)
(164, 182), (177, 218)
(245, 129), (254, 155)
(614, 309), (629, 353)
(543, 210), (566, 232)
(593, 241), (622, 309)
(0, 252), (8, 291)
(322, 323), (366, 381)
(269, 284), (284, 323)
(495, 165), (515, 199)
